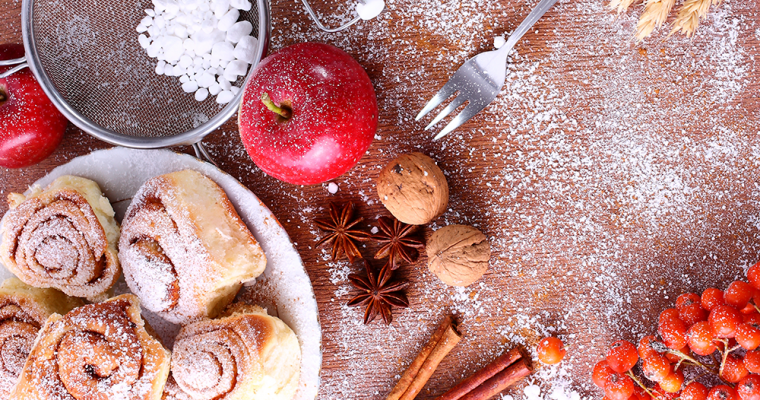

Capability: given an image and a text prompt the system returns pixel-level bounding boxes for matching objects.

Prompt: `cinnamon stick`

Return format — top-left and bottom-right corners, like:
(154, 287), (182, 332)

(435, 348), (524, 400)
(386, 316), (463, 400)
(459, 358), (533, 400)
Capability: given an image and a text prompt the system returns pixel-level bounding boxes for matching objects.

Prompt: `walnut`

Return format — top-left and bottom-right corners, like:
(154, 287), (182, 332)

(377, 153), (449, 225)
(426, 225), (490, 287)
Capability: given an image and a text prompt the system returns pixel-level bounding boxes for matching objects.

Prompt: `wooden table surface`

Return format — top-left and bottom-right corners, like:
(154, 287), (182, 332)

(3, 0), (760, 398)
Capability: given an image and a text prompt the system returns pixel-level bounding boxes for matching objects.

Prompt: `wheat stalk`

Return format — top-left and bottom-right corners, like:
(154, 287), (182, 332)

(670, 0), (721, 37)
(635, 0), (677, 41)
(609, 0), (641, 14)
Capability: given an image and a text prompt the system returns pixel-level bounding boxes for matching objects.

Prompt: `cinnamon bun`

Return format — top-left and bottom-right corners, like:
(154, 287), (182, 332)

(0, 175), (121, 301)
(11, 294), (171, 400)
(119, 169), (267, 325)
(0, 278), (83, 398)
(165, 303), (301, 400)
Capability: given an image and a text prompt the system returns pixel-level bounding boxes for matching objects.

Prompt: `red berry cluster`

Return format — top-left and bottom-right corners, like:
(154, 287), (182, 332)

(592, 261), (760, 400)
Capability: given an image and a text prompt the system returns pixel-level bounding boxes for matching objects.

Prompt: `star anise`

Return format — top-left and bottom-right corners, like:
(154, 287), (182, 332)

(347, 259), (409, 324)
(314, 202), (370, 263)
(372, 217), (425, 269)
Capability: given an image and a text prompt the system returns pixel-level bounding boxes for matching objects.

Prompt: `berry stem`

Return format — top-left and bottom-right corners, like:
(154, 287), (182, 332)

(0, 87), (6, 106)
(626, 371), (656, 397)
(261, 92), (292, 119)
(716, 339), (741, 379)
(665, 348), (718, 374)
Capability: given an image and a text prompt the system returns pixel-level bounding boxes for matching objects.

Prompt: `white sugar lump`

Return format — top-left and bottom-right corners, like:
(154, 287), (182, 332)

(225, 60), (247, 77)
(223, 70), (237, 82)
(179, 55), (193, 68)
(328, 182), (338, 194)
(147, 25), (159, 37)
(212, 0), (230, 17)
(233, 36), (257, 63)
(141, 16), (154, 27)
(494, 35), (506, 49)
(226, 21), (252, 43)
(355, 0), (385, 20)
(197, 72), (216, 88)
(154, 15), (166, 29)
(146, 9), (155, 16)
(230, 0), (251, 11)
(195, 88), (209, 101)
(147, 42), (161, 57)
(164, 38), (185, 62)
(182, 81), (199, 93)
(218, 76), (231, 90)
(163, 64), (175, 76)
(217, 9), (239, 31)
(230, 86), (240, 95)
(155, 60), (166, 75)
(138, 34), (151, 48)
(136, 24), (148, 33)
(216, 90), (234, 104)
(174, 25), (188, 38)
(211, 41), (235, 61)
(165, 2), (180, 16)
(179, 75), (190, 83)
(209, 83), (221, 95)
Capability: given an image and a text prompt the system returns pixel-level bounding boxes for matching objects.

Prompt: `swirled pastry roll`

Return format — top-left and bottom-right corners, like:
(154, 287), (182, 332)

(11, 294), (171, 400)
(0, 175), (121, 301)
(0, 278), (83, 398)
(165, 303), (301, 400)
(119, 169), (267, 325)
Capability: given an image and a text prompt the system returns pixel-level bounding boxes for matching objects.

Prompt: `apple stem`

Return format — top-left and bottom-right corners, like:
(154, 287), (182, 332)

(261, 92), (292, 119)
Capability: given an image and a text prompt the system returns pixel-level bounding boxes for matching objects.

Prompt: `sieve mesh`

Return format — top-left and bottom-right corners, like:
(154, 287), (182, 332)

(29, 0), (261, 139)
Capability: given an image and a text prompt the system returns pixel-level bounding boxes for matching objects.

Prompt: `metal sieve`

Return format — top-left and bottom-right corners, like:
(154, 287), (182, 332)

(6, 0), (270, 160)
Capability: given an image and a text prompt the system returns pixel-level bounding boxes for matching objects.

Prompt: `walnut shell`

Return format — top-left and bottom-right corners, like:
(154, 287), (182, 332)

(377, 153), (449, 225)
(427, 225), (490, 287)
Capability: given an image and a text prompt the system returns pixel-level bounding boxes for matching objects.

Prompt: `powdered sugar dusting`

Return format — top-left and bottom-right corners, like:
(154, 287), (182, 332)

(239, 0), (760, 398)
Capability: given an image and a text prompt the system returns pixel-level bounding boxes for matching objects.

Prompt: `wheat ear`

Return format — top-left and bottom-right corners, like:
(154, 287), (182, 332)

(609, 0), (642, 14)
(670, 0), (721, 37)
(636, 0), (677, 41)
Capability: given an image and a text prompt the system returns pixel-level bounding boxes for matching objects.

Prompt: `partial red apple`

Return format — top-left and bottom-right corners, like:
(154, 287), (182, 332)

(238, 42), (378, 185)
(0, 44), (67, 169)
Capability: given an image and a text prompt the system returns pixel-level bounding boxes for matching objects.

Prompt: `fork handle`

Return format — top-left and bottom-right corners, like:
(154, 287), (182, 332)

(500, 0), (560, 55)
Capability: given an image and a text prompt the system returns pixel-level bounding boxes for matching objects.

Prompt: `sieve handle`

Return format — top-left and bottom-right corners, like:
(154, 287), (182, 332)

(192, 142), (219, 167)
(0, 56), (28, 79)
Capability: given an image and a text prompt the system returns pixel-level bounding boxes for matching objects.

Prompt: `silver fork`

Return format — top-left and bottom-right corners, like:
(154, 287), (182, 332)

(416, 0), (560, 140)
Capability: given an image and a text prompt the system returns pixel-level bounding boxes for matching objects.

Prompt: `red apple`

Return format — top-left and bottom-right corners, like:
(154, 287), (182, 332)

(238, 42), (378, 185)
(0, 44), (67, 169)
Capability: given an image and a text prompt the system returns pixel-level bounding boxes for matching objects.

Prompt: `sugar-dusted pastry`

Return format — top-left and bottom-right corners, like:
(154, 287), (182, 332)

(12, 294), (171, 400)
(0, 175), (121, 301)
(165, 303), (301, 400)
(0, 278), (83, 398)
(119, 169), (267, 325)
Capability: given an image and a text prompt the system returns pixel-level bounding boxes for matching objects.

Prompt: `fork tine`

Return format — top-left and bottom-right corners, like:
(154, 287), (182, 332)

(425, 95), (466, 130)
(432, 102), (488, 141)
(415, 80), (458, 121)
